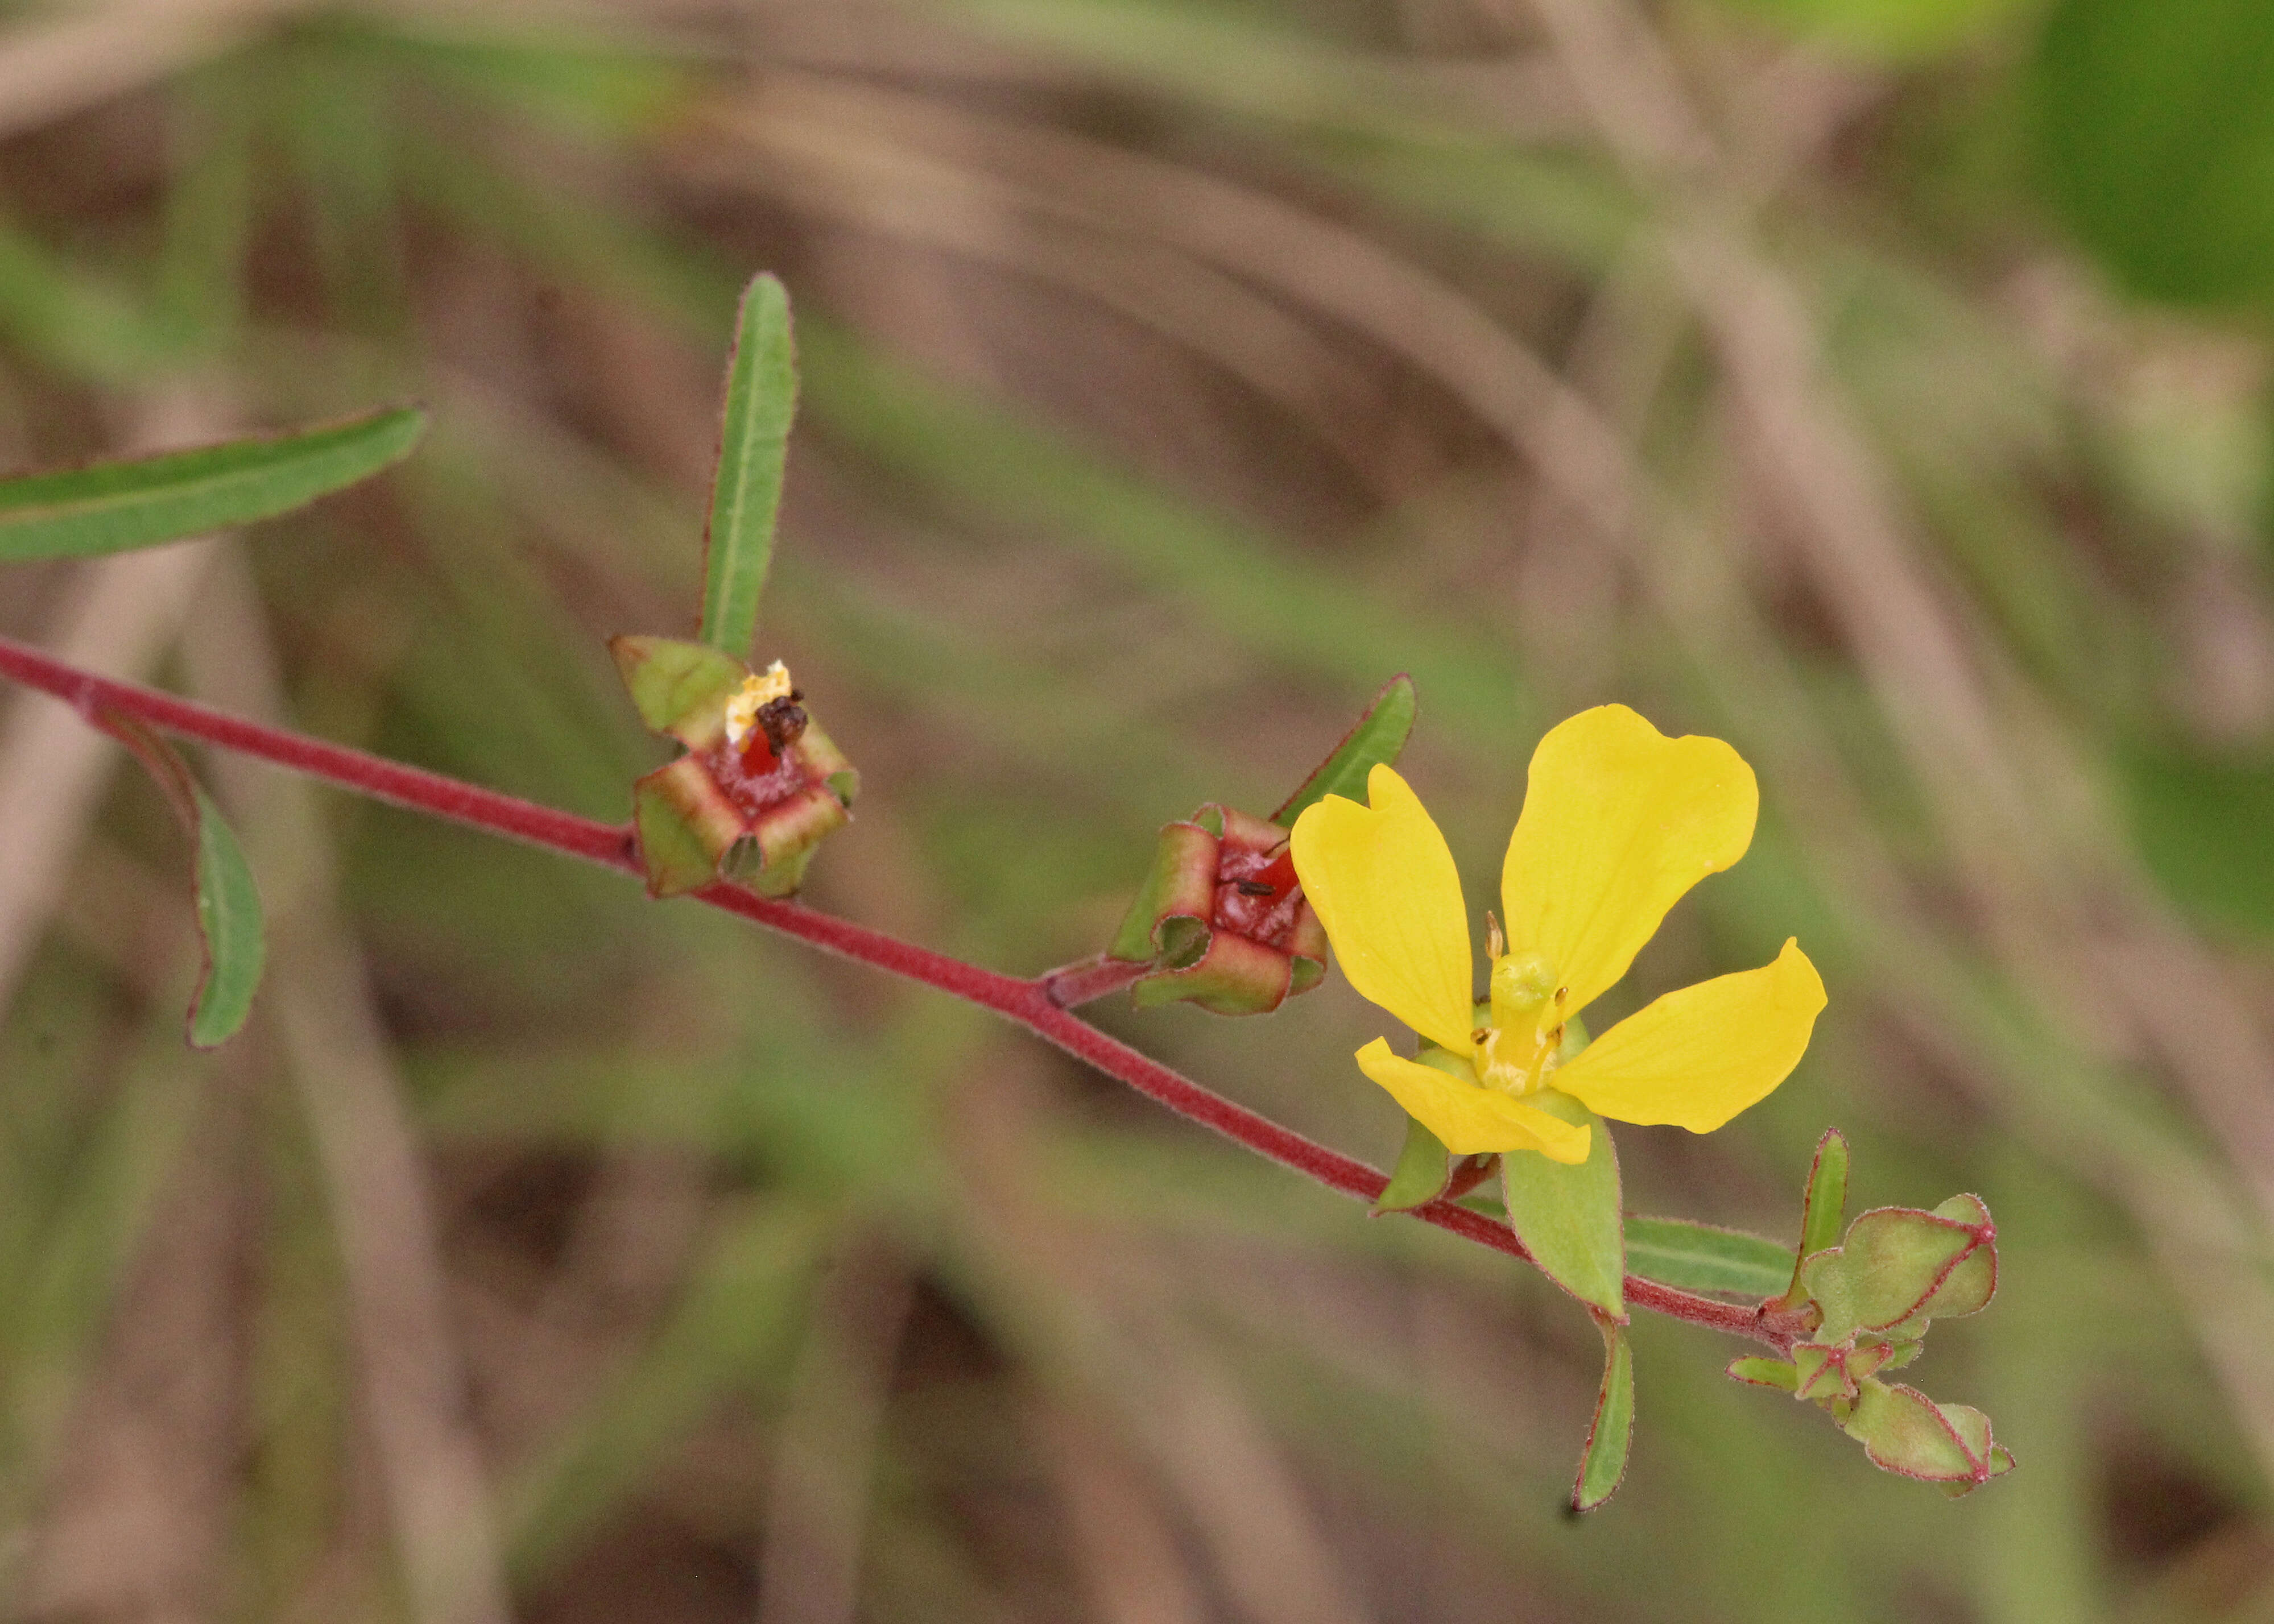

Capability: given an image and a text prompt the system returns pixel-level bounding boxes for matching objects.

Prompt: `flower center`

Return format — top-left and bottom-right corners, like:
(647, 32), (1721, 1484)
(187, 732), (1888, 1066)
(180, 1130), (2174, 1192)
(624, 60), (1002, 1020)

(1474, 950), (1568, 1096)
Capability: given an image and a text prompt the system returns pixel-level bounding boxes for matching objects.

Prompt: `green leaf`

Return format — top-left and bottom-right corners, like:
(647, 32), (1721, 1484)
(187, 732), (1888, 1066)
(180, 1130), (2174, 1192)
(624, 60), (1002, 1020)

(1839, 1380), (2011, 1492)
(698, 271), (797, 658)
(1625, 1216), (1795, 1299)
(2033, 0), (2274, 306)
(95, 712), (264, 1047)
(1777, 1125), (1851, 1307)
(1271, 674), (1416, 826)
(1500, 1089), (1623, 1318)
(1727, 1356), (1800, 1391)
(184, 788), (262, 1047)
(1372, 1114), (1451, 1215)
(1803, 1199), (1996, 1343)
(0, 407), (424, 564)
(1572, 1314), (1634, 1513)
(1798, 1128), (1851, 1262)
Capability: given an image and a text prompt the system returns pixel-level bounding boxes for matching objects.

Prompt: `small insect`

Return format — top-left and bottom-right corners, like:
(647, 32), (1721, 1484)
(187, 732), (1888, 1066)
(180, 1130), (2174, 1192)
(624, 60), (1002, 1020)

(1234, 880), (1277, 898)
(754, 695), (808, 753)
(725, 662), (800, 752)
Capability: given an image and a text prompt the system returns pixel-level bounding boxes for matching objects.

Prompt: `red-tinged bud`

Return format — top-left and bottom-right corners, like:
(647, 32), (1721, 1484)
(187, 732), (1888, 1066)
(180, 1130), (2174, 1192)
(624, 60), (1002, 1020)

(611, 635), (858, 898)
(1837, 1380), (2016, 1497)
(1107, 803), (1328, 1016)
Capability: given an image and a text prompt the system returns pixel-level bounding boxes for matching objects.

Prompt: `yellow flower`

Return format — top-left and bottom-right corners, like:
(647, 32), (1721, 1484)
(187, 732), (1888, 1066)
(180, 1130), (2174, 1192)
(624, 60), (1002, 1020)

(1289, 705), (1825, 1166)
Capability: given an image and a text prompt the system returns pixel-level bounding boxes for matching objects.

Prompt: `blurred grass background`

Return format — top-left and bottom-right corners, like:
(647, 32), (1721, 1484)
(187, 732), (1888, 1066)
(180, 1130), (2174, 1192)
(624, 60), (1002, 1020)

(2, 0), (2273, 1618)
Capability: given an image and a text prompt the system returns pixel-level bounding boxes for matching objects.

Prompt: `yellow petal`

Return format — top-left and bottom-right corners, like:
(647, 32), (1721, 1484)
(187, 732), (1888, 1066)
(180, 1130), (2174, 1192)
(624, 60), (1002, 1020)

(1291, 764), (1477, 1054)
(1500, 705), (1758, 1017)
(1356, 1041), (1592, 1163)
(1554, 940), (1825, 1133)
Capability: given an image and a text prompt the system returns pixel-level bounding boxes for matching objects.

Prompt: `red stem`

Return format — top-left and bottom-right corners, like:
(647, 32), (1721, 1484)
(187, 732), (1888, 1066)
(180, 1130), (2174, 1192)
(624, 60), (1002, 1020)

(0, 632), (1793, 1348)
(1038, 952), (1152, 1008)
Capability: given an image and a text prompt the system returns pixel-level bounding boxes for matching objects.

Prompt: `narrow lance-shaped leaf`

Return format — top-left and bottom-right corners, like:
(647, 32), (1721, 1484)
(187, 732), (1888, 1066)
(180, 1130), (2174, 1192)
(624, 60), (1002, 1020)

(1778, 1125), (1849, 1308)
(1625, 1216), (1796, 1299)
(1800, 1128), (1850, 1259)
(0, 406), (425, 564)
(698, 271), (797, 658)
(1572, 1312), (1634, 1513)
(1273, 673), (1416, 826)
(96, 711), (264, 1047)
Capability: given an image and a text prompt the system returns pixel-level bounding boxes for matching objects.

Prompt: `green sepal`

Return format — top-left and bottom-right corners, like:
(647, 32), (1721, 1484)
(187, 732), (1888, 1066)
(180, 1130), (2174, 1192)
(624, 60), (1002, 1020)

(1500, 1089), (1623, 1318)
(1130, 930), (1296, 1015)
(1372, 1114), (1452, 1215)
(1803, 1196), (1996, 1344)
(1271, 673), (1416, 827)
(1793, 1335), (1922, 1403)
(1726, 1356), (1799, 1392)
(97, 710), (266, 1047)
(1571, 1311), (1634, 1513)
(1556, 1013), (1591, 1062)
(609, 635), (747, 749)
(631, 757), (743, 897)
(746, 786), (852, 896)
(1793, 1342), (1857, 1403)
(1624, 1216), (1795, 1299)
(1107, 819), (1219, 962)
(1839, 1379), (2012, 1493)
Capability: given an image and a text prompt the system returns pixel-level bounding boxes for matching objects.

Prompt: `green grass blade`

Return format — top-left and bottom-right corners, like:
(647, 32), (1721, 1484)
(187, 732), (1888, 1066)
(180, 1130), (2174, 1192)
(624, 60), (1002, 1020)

(95, 712), (266, 1047)
(1273, 673), (1416, 826)
(0, 406), (425, 564)
(698, 272), (797, 658)
(1624, 1215), (1795, 1299)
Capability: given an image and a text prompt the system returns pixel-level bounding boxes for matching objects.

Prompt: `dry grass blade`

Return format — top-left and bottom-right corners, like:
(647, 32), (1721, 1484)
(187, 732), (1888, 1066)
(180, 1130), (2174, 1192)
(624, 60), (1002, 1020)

(696, 75), (1639, 531)
(183, 556), (511, 1624)
(755, 1232), (913, 1624)
(0, 0), (307, 139)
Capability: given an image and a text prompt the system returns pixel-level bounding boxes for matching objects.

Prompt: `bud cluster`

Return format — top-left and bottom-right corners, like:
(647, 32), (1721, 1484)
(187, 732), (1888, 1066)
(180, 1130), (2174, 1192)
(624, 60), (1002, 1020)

(1729, 1136), (2012, 1495)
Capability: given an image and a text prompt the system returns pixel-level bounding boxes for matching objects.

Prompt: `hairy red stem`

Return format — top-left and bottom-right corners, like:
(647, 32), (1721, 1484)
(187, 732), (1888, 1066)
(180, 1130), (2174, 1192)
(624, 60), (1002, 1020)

(0, 632), (1789, 1348)
(1037, 952), (1152, 1008)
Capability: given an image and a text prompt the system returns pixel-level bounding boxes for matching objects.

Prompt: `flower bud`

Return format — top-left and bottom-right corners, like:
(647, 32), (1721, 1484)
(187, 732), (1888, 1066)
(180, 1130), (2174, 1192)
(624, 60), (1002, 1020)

(1107, 803), (1328, 1016)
